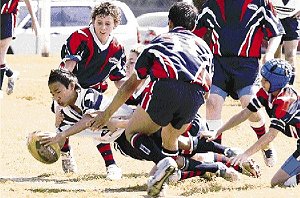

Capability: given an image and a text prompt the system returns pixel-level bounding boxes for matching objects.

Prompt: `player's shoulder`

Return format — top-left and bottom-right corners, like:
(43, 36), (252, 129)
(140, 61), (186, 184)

(110, 37), (125, 50)
(68, 27), (91, 41)
(276, 86), (298, 103)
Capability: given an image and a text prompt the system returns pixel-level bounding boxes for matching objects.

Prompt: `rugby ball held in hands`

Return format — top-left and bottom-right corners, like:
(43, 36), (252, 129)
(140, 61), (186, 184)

(27, 131), (61, 164)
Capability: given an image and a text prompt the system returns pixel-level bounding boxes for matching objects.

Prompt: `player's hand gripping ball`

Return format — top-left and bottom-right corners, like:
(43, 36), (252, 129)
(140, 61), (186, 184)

(27, 131), (61, 164)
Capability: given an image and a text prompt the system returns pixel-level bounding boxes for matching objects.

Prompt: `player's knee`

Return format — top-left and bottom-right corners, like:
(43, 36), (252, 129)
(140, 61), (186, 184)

(271, 175), (279, 187)
(271, 175), (284, 187)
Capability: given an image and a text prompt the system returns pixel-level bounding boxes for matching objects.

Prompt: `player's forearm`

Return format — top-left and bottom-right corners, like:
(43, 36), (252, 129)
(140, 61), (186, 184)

(105, 74), (140, 118)
(63, 60), (77, 72)
(61, 115), (92, 138)
(218, 108), (252, 134)
(114, 79), (126, 89)
(24, 0), (38, 24)
(244, 129), (278, 157)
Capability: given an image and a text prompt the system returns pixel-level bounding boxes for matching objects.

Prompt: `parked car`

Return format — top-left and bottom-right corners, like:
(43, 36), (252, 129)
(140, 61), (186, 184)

(136, 12), (169, 44)
(11, 0), (139, 55)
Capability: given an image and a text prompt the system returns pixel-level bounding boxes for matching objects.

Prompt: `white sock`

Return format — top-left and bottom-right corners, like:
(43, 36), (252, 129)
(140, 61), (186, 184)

(206, 119), (223, 132)
(284, 175), (297, 187)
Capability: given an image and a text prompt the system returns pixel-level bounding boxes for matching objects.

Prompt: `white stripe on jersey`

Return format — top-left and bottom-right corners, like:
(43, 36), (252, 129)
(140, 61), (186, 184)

(148, 48), (179, 79)
(211, 29), (222, 55)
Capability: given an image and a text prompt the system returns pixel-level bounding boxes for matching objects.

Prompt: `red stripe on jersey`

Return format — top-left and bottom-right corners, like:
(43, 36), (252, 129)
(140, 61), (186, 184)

(264, 28), (274, 38)
(216, 0), (226, 21)
(240, 0), (253, 21)
(274, 92), (296, 119)
(1, 0), (18, 14)
(137, 67), (148, 79)
(141, 81), (154, 110)
(193, 27), (208, 38)
(211, 31), (220, 55)
(162, 56), (176, 79)
(7, 0), (18, 14)
(256, 88), (268, 100)
(152, 59), (169, 79)
(249, 27), (264, 57)
(239, 33), (251, 57)
(69, 30), (90, 62)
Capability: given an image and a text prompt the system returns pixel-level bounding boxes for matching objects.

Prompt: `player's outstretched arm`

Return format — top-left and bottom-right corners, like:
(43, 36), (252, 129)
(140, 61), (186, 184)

(230, 128), (279, 166)
(40, 114), (93, 146)
(207, 108), (253, 141)
(88, 74), (141, 130)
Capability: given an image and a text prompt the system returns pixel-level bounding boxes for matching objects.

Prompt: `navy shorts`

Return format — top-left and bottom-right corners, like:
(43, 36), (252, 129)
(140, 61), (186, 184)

(280, 17), (300, 41)
(141, 79), (205, 129)
(1, 13), (16, 40)
(211, 56), (259, 100)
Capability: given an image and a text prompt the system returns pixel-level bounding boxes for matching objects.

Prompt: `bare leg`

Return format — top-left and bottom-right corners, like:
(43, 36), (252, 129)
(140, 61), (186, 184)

(283, 40), (298, 67)
(271, 168), (291, 187)
(206, 94), (225, 144)
(125, 105), (161, 142)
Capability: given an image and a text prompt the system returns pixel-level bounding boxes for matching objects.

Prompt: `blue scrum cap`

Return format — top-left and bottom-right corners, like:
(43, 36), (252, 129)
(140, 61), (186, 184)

(261, 59), (293, 93)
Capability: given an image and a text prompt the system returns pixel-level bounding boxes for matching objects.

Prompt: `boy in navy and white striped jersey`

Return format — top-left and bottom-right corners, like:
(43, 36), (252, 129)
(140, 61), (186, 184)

(44, 69), (131, 179)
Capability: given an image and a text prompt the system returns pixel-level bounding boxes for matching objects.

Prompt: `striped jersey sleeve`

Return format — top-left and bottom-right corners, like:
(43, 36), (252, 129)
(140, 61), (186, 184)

(55, 88), (103, 132)
(248, 87), (300, 138)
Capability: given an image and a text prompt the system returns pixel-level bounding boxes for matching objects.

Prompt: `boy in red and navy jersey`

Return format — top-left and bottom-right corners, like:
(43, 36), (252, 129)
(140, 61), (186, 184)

(194, 0), (285, 167)
(209, 59), (300, 187)
(58, 2), (125, 180)
(1, 0), (38, 97)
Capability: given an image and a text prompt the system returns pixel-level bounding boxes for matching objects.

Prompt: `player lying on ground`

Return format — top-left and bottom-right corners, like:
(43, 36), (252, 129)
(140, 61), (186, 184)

(104, 114), (261, 181)
(207, 59), (300, 187)
(40, 69), (260, 182)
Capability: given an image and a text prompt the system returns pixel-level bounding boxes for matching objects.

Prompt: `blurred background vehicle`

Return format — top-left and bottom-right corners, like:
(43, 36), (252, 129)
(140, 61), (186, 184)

(10, 0), (139, 55)
(136, 12), (169, 44)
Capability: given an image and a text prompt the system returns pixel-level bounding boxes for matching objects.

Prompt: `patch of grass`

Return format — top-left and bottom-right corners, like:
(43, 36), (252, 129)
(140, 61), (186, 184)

(181, 182), (258, 196)
(28, 188), (86, 193)
(18, 96), (36, 101)
(103, 184), (147, 193)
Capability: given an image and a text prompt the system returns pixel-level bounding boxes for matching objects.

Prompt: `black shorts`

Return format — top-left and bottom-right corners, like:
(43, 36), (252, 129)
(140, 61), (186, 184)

(1, 13), (16, 40)
(141, 79), (205, 129)
(280, 17), (300, 41)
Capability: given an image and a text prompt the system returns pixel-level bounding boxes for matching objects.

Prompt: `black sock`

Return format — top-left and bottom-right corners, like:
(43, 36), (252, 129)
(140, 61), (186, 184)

(180, 170), (204, 180)
(193, 137), (227, 154)
(96, 143), (116, 167)
(184, 157), (219, 173)
(5, 67), (13, 77)
(162, 147), (179, 158)
(131, 133), (166, 164)
(0, 64), (6, 90)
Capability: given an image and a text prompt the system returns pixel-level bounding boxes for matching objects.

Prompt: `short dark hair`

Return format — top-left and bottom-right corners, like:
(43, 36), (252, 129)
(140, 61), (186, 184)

(48, 69), (80, 90)
(168, 2), (198, 30)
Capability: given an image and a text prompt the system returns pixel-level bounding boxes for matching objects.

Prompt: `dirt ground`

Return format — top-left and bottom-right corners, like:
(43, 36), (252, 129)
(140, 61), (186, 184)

(0, 54), (299, 198)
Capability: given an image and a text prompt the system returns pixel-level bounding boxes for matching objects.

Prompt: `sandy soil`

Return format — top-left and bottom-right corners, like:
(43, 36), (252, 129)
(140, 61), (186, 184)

(0, 54), (299, 197)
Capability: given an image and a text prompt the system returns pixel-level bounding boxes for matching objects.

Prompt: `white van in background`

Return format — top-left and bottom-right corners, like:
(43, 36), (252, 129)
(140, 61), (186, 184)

(11, 0), (139, 55)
